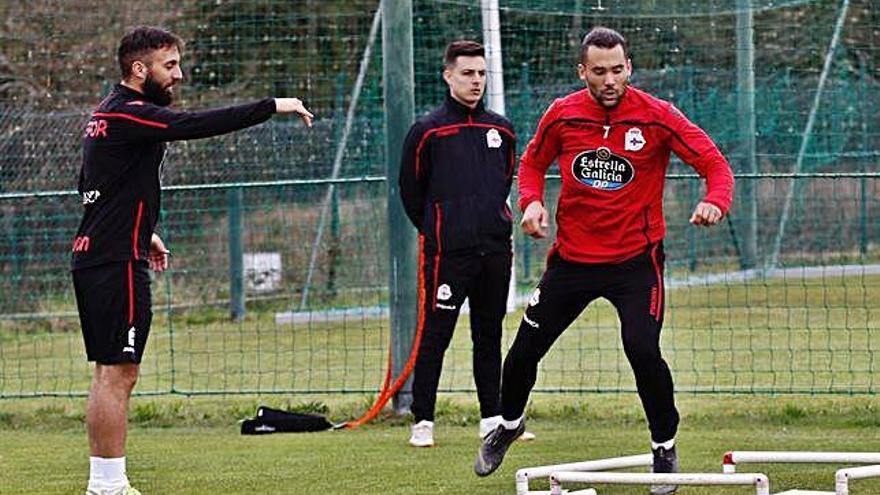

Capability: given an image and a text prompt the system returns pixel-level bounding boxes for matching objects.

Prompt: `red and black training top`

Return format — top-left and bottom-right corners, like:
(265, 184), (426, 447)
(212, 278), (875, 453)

(518, 85), (735, 264)
(398, 94), (516, 254)
(71, 84), (276, 270)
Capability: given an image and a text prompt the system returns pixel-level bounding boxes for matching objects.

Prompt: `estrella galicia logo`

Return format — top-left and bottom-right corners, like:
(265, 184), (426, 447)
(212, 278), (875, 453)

(571, 147), (635, 191)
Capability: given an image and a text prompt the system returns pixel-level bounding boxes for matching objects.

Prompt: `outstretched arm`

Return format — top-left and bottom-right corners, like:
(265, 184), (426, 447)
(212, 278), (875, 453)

(101, 97), (314, 142)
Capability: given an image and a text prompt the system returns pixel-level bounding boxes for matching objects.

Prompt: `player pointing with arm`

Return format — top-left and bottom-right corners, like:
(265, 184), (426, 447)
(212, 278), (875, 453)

(474, 27), (733, 495)
(71, 26), (313, 495)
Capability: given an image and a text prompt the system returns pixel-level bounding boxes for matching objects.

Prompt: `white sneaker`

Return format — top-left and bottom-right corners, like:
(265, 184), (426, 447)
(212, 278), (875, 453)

(86, 484), (141, 495)
(479, 415), (536, 441)
(409, 420), (435, 447)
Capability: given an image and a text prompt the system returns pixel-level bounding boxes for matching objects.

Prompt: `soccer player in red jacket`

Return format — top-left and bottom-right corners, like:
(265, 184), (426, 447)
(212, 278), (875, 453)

(475, 27), (734, 495)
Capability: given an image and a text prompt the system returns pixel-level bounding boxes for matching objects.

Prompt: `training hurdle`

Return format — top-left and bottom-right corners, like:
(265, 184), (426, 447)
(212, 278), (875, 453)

(835, 465), (880, 495)
(548, 471), (771, 495)
(723, 451), (880, 495)
(773, 491), (837, 494)
(723, 451), (880, 473)
(514, 454), (652, 494)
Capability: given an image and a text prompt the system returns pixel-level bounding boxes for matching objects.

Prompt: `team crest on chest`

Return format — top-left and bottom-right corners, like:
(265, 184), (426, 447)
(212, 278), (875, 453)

(486, 128), (502, 149)
(624, 127), (646, 151)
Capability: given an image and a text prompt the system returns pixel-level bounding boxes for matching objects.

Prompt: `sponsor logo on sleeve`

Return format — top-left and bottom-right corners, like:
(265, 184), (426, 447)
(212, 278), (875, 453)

(82, 190), (101, 204)
(84, 119), (108, 138)
(72, 236), (91, 253)
(570, 147), (635, 191)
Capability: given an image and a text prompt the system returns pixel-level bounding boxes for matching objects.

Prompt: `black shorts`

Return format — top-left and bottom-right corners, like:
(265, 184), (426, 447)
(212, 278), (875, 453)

(72, 261), (152, 364)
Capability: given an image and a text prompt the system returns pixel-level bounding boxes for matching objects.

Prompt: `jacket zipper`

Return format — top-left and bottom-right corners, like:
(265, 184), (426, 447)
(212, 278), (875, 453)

(603, 112), (611, 139)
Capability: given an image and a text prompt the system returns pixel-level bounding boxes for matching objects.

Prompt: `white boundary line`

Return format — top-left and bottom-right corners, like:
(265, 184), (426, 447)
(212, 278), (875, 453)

(275, 264), (880, 324)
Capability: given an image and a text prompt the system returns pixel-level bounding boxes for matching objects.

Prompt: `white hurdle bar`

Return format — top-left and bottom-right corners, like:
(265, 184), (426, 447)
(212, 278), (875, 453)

(773, 491), (835, 494)
(836, 464), (880, 495)
(723, 451), (880, 473)
(515, 454), (652, 495)
(548, 471), (771, 495)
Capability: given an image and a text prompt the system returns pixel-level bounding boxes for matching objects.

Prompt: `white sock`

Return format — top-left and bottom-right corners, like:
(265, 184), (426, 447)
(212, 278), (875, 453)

(500, 415), (523, 430)
(651, 438), (675, 450)
(88, 456), (128, 491)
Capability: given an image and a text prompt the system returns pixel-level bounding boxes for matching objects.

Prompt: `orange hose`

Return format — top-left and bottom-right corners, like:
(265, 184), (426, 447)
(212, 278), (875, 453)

(344, 237), (427, 429)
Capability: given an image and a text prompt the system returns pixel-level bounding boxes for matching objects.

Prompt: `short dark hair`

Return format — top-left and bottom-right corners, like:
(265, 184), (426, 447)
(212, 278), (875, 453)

(444, 40), (485, 68)
(581, 27), (629, 62)
(118, 26), (184, 78)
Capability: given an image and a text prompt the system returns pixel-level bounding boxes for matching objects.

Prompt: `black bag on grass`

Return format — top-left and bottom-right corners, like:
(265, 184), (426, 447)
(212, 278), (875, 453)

(240, 405), (334, 434)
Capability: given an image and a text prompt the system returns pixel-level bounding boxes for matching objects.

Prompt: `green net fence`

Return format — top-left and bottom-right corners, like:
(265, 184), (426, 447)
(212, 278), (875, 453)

(0, 0), (878, 398)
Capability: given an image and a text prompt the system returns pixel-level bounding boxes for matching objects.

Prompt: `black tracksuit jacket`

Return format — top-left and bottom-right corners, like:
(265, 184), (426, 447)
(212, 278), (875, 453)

(71, 84), (277, 270)
(398, 94), (516, 254)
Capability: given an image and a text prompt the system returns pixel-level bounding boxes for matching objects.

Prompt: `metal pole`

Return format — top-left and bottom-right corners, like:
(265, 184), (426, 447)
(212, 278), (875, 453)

(481, 0), (517, 311)
(481, 0), (506, 114)
(519, 62), (531, 282)
(299, 3), (383, 309)
(859, 65), (869, 257)
(383, 0), (417, 414)
(571, 0), (584, 46)
(228, 187), (245, 321)
(768, 0), (850, 268)
(736, 0), (758, 269)
(10, 210), (21, 284)
(688, 178), (698, 271)
(327, 75), (347, 300)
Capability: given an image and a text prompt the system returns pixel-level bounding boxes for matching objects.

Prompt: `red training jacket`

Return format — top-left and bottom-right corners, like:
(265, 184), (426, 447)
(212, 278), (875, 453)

(518, 86), (734, 264)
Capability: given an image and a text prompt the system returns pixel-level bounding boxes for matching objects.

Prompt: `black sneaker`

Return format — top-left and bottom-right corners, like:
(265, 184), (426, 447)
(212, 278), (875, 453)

(650, 445), (679, 495)
(473, 420), (525, 477)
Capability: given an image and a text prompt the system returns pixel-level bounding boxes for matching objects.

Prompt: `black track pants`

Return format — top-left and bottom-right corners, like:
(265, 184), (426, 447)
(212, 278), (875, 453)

(501, 244), (679, 443)
(411, 249), (512, 422)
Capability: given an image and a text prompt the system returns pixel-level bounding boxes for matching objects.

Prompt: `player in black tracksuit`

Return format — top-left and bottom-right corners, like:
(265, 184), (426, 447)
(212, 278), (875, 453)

(398, 41), (517, 446)
(72, 84), (285, 360)
(72, 27), (313, 495)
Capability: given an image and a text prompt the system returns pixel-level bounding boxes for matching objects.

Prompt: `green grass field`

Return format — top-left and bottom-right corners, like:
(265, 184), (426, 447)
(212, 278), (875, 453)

(1, 273), (879, 493)
(2, 394), (880, 494)
(2, 273), (878, 397)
